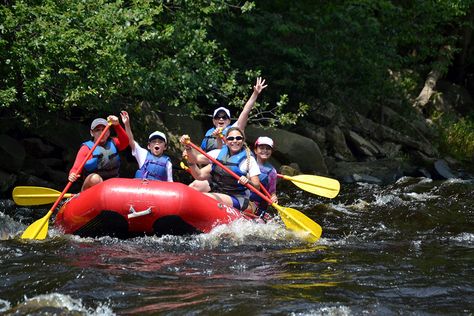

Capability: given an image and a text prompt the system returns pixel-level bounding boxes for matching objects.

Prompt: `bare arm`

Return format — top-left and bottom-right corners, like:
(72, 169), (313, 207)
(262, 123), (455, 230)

(187, 163), (212, 181)
(234, 77), (267, 130)
(181, 134), (211, 165)
(238, 174), (260, 190)
(120, 110), (135, 151)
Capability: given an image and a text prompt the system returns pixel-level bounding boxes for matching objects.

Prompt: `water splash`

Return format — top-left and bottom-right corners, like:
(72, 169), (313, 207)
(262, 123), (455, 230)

(4, 293), (114, 315)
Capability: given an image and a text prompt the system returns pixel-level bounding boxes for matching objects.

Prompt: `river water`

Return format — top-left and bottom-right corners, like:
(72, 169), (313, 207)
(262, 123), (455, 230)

(0, 176), (473, 315)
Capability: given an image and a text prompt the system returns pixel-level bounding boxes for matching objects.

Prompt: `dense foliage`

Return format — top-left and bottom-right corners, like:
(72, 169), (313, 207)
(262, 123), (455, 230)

(0, 0), (242, 124)
(436, 113), (474, 161)
(1, 0), (474, 154)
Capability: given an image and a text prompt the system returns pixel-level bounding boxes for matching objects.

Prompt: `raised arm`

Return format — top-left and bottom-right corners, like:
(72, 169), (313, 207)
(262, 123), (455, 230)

(120, 110), (135, 151)
(234, 77), (267, 130)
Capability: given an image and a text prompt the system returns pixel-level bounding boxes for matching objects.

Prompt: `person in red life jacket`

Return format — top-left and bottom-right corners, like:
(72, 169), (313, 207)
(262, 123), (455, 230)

(180, 127), (261, 211)
(199, 77), (268, 152)
(121, 110), (173, 182)
(68, 115), (129, 191)
(250, 136), (278, 219)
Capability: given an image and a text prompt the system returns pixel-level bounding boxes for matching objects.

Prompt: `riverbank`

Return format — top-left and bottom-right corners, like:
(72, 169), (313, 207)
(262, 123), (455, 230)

(0, 100), (472, 197)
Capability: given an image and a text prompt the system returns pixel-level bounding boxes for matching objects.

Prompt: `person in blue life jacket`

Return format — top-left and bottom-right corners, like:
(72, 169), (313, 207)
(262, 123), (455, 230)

(121, 110), (173, 182)
(68, 115), (129, 191)
(187, 77), (267, 192)
(199, 77), (268, 152)
(249, 136), (278, 219)
(180, 127), (260, 211)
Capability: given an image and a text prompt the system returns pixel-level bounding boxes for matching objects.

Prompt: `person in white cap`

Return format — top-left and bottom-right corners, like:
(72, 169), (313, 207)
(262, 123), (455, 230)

(68, 115), (129, 191)
(120, 111), (173, 182)
(250, 136), (278, 219)
(186, 77), (267, 192)
(199, 77), (267, 152)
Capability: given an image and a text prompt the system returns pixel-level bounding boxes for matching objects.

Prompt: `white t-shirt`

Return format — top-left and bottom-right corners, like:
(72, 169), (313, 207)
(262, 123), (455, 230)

(131, 141), (173, 182)
(207, 148), (260, 177)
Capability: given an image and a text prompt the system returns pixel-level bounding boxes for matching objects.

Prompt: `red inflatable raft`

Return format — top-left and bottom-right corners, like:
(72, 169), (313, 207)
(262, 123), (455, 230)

(55, 178), (252, 238)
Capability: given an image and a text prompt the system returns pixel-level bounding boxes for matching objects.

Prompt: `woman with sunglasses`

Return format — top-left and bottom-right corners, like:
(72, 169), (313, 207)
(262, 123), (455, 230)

(180, 127), (261, 211)
(200, 77), (267, 152)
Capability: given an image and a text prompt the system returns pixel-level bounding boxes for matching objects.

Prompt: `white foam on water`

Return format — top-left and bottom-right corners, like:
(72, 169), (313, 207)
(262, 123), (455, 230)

(442, 178), (467, 184)
(396, 176), (433, 185)
(0, 212), (25, 240)
(6, 293), (114, 315)
(372, 193), (404, 206)
(357, 182), (379, 190)
(450, 232), (474, 246)
(403, 192), (439, 201)
(195, 218), (300, 248)
(290, 305), (351, 315)
(0, 299), (11, 313)
(328, 202), (360, 215)
(54, 216), (319, 251)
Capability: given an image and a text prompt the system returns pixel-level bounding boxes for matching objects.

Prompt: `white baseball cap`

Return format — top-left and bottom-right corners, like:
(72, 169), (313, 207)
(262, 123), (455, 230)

(255, 136), (274, 148)
(90, 118), (108, 130)
(213, 107), (231, 119)
(148, 131), (167, 143)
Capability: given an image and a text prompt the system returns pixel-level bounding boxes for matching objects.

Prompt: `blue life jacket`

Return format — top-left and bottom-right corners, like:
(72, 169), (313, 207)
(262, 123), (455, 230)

(211, 146), (248, 195)
(200, 126), (231, 151)
(83, 139), (120, 179)
(135, 153), (170, 181)
(250, 161), (275, 203)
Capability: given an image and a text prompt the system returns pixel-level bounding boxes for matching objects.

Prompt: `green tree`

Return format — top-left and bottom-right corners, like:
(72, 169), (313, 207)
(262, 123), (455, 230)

(0, 0), (246, 126)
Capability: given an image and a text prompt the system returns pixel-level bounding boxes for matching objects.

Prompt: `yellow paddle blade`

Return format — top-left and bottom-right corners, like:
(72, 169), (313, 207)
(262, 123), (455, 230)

(13, 186), (73, 206)
(272, 203), (322, 242)
(20, 211), (52, 240)
(282, 174), (340, 198)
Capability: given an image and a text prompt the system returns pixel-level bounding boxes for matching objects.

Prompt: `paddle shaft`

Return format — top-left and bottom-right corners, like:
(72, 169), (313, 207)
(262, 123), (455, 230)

(25, 123), (112, 238)
(187, 141), (274, 206)
(260, 183), (272, 200)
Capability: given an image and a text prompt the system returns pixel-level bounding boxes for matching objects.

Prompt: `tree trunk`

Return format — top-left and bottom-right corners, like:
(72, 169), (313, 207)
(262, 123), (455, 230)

(412, 45), (453, 112)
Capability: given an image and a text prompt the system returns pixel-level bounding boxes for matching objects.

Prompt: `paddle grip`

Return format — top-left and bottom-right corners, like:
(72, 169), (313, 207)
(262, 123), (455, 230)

(187, 141), (273, 205)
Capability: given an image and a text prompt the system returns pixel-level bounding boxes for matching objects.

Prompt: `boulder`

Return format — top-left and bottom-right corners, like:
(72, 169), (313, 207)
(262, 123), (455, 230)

(349, 112), (437, 157)
(353, 173), (383, 184)
(0, 170), (16, 195)
(433, 80), (474, 115)
(433, 159), (457, 179)
(23, 138), (55, 158)
(34, 119), (88, 151)
(0, 134), (26, 172)
(345, 130), (380, 157)
(332, 159), (413, 184)
(246, 125), (328, 175)
(326, 126), (354, 161)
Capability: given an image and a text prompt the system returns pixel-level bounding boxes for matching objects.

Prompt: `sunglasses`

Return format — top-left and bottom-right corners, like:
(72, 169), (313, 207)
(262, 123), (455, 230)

(214, 115), (229, 120)
(226, 136), (244, 141)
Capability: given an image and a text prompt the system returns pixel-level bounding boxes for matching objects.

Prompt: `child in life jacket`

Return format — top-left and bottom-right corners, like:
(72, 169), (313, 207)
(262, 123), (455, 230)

(200, 77), (267, 152)
(68, 115), (129, 191)
(121, 111), (173, 181)
(187, 77), (267, 192)
(250, 136), (278, 219)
